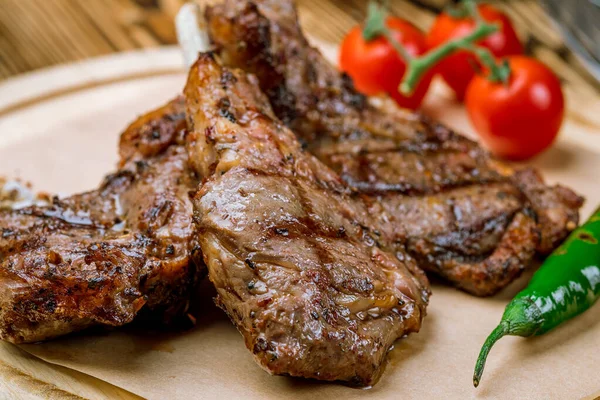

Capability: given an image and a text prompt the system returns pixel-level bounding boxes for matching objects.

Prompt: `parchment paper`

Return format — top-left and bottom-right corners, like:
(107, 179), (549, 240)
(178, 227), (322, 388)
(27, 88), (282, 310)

(1, 49), (599, 399)
(16, 274), (600, 400)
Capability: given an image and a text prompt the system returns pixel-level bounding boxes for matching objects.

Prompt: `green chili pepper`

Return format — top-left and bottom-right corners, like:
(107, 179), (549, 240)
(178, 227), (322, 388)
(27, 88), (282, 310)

(473, 206), (600, 387)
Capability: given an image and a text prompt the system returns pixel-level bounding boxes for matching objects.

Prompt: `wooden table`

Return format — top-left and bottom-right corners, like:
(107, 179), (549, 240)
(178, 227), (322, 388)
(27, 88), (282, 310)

(0, 0), (598, 96)
(0, 1), (599, 399)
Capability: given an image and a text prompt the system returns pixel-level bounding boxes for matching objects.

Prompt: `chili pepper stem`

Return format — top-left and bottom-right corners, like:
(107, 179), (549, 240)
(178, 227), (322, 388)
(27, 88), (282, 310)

(473, 322), (508, 387)
(473, 298), (542, 388)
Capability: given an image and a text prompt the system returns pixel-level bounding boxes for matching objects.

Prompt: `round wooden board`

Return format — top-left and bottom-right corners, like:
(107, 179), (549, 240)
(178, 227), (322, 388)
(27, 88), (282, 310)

(0, 44), (599, 400)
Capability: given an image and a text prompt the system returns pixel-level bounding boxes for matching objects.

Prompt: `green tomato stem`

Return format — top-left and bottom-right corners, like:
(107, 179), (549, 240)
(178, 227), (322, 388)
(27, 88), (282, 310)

(362, 0), (506, 96)
(363, 2), (412, 62)
(383, 29), (413, 63)
(459, 44), (511, 85)
(399, 21), (499, 94)
(464, 0), (483, 24)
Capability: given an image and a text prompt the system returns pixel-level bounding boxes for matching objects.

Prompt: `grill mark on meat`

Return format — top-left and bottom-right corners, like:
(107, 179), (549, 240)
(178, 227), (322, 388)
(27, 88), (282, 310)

(423, 213), (514, 258)
(291, 175), (355, 326)
(231, 167), (364, 241)
(341, 176), (507, 196)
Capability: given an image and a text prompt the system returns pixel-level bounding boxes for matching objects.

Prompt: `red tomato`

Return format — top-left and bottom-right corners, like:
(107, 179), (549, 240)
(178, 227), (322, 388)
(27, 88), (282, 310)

(340, 18), (432, 110)
(427, 4), (523, 101)
(465, 56), (564, 161)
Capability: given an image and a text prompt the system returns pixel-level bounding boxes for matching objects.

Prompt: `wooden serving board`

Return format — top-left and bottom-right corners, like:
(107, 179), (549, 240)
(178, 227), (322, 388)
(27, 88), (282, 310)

(0, 43), (599, 400)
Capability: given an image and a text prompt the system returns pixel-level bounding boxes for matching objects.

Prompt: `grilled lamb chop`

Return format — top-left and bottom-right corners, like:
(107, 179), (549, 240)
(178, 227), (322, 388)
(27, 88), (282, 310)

(204, 0), (584, 296)
(0, 99), (204, 343)
(184, 53), (429, 386)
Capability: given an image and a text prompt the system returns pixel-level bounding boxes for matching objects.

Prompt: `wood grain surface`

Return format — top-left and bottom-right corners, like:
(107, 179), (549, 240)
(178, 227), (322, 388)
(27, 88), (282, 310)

(0, 0), (598, 95)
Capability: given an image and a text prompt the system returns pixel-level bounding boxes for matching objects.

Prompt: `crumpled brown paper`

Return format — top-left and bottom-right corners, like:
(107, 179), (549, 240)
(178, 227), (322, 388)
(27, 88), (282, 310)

(2, 42), (600, 399)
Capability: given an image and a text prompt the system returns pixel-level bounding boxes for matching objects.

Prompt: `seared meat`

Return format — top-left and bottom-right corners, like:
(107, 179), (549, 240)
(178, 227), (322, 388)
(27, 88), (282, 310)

(0, 99), (203, 343)
(184, 53), (429, 386)
(205, 0), (584, 296)
(118, 97), (186, 167)
(513, 168), (582, 254)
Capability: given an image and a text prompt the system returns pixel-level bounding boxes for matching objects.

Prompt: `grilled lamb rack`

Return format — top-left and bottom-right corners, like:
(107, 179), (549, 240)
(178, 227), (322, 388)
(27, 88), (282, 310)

(203, 0), (583, 296)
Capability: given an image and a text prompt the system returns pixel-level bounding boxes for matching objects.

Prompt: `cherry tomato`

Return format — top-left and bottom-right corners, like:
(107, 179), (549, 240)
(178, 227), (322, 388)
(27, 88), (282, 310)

(465, 56), (564, 161)
(340, 17), (432, 110)
(427, 4), (523, 101)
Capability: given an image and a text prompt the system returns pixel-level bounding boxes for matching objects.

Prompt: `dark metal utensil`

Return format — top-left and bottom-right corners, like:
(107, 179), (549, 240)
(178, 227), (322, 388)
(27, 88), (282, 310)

(540, 0), (600, 81)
